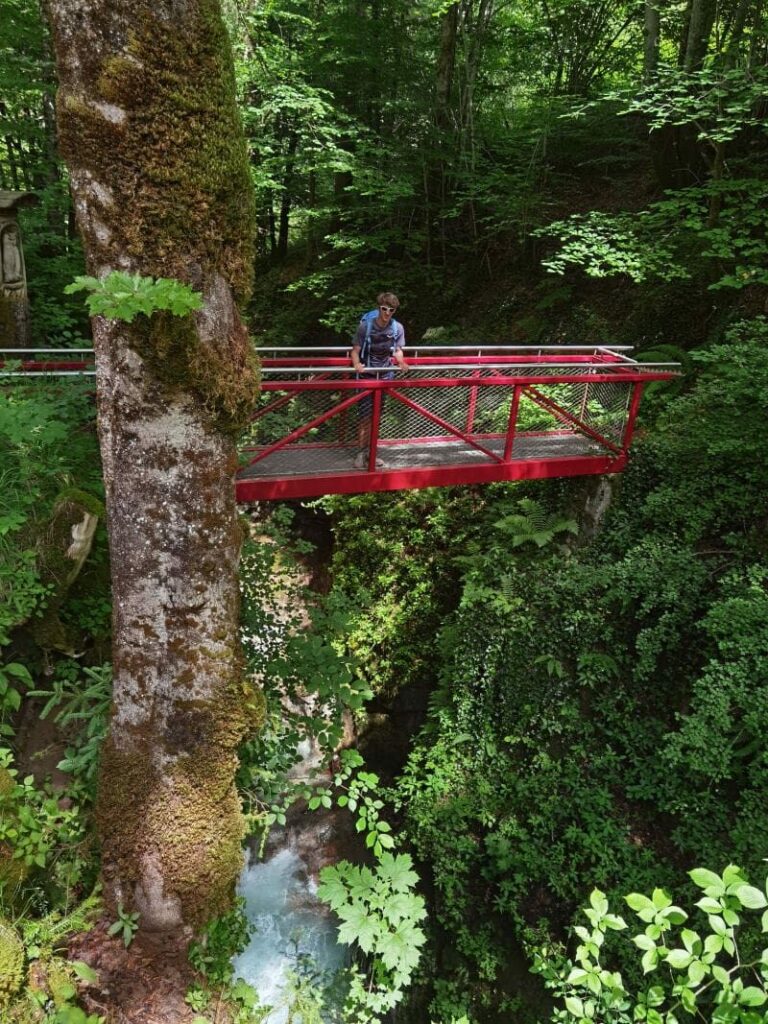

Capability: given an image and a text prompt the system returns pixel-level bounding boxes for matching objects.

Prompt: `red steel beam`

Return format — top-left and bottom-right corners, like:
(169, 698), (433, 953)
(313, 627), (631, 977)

(243, 390), (364, 467)
(248, 372), (334, 423)
(258, 370), (674, 391)
(503, 385), (522, 461)
(621, 382), (645, 449)
(236, 452), (627, 502)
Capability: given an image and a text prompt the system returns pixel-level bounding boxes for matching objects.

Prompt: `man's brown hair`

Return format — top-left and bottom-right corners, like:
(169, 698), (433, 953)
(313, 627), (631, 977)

(377, 292), (400, 309)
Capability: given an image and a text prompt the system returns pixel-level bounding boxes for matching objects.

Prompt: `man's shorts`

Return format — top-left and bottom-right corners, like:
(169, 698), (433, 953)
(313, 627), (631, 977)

(357, 367), (395, 419)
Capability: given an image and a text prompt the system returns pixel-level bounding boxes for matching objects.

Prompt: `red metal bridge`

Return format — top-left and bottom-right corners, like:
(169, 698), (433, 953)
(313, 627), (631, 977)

(2, 346), (678, 501)
(239, 345), (677, 501)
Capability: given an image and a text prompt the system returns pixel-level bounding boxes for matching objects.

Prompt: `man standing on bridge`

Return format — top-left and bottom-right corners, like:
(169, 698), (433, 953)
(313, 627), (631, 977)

(350, 292), (408, 469)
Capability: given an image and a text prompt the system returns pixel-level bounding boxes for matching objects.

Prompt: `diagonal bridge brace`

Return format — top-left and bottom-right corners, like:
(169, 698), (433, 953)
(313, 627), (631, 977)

(390, 389), (506, 463)
(249, 372), (335, 424)
(242, 390), (366, 467)
(523, 385), (623, 456)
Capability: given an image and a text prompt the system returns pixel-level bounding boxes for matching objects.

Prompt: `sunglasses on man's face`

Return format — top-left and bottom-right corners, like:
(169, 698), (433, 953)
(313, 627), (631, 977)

(379, 305), (396, 313)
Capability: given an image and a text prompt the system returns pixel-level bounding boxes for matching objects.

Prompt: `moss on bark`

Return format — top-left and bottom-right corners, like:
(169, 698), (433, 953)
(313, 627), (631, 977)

(55, 0), (254, 300)
(97, 677), (265, 928)
(48, 0), (262, 936)
(134, 310), (261, 438)
(0, 919), (24, 1006)
(53, 0), (260, 434)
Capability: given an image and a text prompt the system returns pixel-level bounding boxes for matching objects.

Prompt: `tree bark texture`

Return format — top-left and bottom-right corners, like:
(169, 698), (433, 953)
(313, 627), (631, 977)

(45, 0), (262, 936)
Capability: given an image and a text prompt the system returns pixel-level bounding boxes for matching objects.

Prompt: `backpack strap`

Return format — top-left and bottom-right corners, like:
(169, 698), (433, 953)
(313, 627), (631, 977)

(362, 312), (374, 365)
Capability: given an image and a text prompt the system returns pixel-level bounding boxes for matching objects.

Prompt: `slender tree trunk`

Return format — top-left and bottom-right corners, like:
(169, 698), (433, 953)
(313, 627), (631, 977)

(435, 2), (458, 132)
(643, 0), (660, 81)
(46, 0), (261, 939)
(683, 0), (716, 71)
(430, 2), (459, 266)
(277, 131), (298, 261)
(268, 197), (278, 256)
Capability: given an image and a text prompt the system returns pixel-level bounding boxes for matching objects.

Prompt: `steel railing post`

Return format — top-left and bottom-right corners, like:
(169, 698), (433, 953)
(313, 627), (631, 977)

(368, 386), (383, 470)
(621, 383), (645, 451)
(503, 385), (522, 461)
(466, 369), (481, 434)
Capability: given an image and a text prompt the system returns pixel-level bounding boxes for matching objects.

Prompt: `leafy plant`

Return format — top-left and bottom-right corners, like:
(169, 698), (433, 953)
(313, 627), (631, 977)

(28, 663), (112, 798)
(65, 272), (203, 322)
(538, 180), (768, 291)
(318, 851), (427, 1023)
(494, 497), (578, 548)
(188, 899), (252, 988)
(533, 865), (768, 1024)
(106, 903), (139, 947)
(0, 747), (84, 872)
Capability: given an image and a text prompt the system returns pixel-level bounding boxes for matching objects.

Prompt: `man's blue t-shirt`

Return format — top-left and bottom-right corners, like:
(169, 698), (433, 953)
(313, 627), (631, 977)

(355, 319), (405, 367)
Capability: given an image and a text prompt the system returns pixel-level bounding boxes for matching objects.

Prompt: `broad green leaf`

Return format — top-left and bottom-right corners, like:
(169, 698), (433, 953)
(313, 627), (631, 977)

(567, 967), (588, 984)
(565, 997), (584, 1018)
(589, 889), (609, 915)
(687, 960), (708, 986)
(626, 893), (655, 913)
(712, 965), (730, 985)
(739, 988), (767, 1007)
(666, 949), (693, 970)
(681, 929), (700, 953)
(647, 986), (665, 1007)
(735, 885), (767, 910)
(652, 889), (672, 910)
(642, 948), (658, 974)
(689, 869), (725, 895)
(71, 961), (98, 983)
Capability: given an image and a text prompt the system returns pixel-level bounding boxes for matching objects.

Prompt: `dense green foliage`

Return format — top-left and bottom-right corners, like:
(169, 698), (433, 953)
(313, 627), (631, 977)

(535, 865), (768, 1024)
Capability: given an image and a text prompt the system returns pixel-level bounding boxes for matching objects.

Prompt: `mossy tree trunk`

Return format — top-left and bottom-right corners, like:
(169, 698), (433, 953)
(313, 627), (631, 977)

(45, 0), (262, 938)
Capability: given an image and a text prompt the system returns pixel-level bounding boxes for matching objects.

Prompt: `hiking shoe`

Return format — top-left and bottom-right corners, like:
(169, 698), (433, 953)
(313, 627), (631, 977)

(353, 451), (387, 470)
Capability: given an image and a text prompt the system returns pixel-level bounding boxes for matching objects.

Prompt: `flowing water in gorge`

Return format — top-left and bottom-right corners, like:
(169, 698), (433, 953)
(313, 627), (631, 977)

(233, 846), (347, 1022)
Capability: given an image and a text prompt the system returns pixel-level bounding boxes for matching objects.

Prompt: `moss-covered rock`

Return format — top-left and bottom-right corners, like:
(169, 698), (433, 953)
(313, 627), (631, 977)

(44, 960), (76, 1009)
(0, 918), (25, 1006)
(0, 769), (30, 896)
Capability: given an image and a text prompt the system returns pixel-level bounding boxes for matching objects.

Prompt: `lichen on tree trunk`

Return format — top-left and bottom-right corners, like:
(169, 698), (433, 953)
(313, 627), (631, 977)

(45, 0), (262, 935)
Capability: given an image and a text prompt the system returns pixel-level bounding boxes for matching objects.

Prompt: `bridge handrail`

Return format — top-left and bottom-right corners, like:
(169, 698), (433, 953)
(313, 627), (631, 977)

(258, 362), (679, 374)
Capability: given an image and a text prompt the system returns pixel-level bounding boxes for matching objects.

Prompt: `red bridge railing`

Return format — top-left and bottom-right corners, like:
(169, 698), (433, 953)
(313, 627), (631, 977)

(237, 346), (678, 501)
